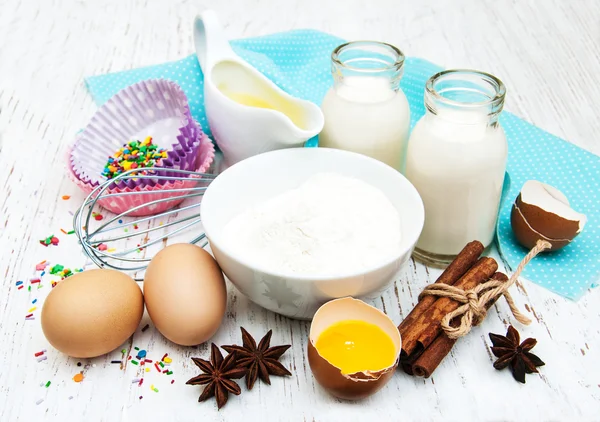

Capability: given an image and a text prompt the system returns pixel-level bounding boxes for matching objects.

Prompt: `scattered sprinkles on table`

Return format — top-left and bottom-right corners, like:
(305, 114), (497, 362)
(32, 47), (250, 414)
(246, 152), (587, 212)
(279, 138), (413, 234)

(25, 299), (38, 320)
(115, 346), (176, 394)
(19, 194), (177, 405)
(18, 261), (83, 296)
(49, 264), (84, 286)
(101, 137), (168, 180)
(39, 234), (59, 247)
(35, 349), (47, 362)
(22, 263), (83, 319)
(35, 260), (49, 271)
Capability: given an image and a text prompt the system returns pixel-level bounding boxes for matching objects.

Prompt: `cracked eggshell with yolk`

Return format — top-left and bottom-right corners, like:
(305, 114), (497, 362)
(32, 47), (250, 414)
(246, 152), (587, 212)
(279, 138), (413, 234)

(307, 297), (401, 400)
(511, 180), (587, 251)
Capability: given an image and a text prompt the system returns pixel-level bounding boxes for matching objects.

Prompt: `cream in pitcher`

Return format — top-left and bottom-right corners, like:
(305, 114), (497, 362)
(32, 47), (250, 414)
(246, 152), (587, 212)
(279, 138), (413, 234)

(193, 10), (324, 167)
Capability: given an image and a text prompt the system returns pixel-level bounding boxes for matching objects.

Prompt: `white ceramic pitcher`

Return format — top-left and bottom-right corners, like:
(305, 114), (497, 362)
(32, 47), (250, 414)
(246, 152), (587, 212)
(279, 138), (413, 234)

(193, 10), (324, 167)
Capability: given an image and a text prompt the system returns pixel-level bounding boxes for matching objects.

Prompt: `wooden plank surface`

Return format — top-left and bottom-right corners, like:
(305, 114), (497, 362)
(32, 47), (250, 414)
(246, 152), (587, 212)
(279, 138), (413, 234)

(0, 0), (599, 420)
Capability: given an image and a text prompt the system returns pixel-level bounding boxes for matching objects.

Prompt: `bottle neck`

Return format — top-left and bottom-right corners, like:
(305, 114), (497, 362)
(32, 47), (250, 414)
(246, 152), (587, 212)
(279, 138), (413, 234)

(424, 69), (506, 126)
(331, 41), (404, 93)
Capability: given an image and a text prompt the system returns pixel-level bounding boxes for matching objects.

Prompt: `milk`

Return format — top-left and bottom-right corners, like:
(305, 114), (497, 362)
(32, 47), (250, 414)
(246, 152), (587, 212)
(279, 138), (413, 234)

(319, 76), (411, 171)
(405, 109), (507, 258)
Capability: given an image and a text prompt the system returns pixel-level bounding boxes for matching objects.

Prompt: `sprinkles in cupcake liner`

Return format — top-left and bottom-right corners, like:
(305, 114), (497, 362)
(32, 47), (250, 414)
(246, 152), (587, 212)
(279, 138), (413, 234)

(66, 132), (215, 216)
(67, 79), (216, 216)
(102, 137), (168, 180)
(69, 79), (202, 188)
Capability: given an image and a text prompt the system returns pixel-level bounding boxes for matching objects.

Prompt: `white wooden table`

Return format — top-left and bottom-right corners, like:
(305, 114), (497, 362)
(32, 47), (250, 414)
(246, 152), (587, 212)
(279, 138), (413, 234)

(1, 0), (599, 420)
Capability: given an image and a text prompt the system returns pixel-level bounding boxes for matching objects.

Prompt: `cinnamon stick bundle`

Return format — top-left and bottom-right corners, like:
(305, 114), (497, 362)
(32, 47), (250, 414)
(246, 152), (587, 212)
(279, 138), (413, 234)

(411, 272), (508, 378)
(398, 241), (484, 334)
(398, 241), (498, 376)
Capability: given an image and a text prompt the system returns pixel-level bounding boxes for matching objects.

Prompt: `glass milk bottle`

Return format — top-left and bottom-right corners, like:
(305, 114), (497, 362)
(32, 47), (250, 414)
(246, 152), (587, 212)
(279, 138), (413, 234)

(319, 41), (411, 171)
(405, 69), (508, 267)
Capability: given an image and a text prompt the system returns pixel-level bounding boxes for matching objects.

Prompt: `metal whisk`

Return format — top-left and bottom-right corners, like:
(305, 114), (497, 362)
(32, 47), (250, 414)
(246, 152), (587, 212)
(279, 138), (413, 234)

(73, 168), (217, 278)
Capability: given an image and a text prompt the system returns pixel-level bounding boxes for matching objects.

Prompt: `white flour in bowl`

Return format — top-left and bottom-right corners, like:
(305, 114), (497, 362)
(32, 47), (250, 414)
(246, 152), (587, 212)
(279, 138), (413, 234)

(221, 172), (402, 276)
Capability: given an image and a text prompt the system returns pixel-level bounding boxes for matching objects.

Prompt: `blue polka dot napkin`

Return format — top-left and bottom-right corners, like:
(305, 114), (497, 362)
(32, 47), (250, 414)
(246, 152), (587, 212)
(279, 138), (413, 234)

(84, 29), (600, 300)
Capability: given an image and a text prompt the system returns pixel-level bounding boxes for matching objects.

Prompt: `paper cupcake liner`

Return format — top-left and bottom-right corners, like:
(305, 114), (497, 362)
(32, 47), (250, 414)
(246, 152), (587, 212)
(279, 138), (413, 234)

(107, 118), (205, 190)
(67, 132), (215, 216)
(69, 78), (201, 189)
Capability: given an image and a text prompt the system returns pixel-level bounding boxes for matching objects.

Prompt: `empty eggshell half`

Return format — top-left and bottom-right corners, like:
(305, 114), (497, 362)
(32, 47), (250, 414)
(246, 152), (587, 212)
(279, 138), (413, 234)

(511, 180), (587, 251)
(307, 297), (401, 400)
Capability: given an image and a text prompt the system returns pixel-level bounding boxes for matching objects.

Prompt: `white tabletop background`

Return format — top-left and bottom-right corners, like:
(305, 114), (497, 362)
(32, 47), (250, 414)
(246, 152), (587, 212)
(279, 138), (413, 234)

(1, 0), (599, 421)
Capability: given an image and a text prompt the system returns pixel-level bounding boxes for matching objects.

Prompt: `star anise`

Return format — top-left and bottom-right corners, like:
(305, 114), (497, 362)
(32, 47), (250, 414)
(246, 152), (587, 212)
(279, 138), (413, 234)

(186, 343), (247, 409)
(489, 325), (545, 383)
(222, 327), (292, 390)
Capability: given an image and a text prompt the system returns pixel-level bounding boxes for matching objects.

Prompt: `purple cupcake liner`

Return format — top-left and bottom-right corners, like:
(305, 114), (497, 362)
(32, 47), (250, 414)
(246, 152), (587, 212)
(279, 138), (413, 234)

(107, 118), (205, 190)
(69, 79), (203, 189)
(65, 132), (215, 217)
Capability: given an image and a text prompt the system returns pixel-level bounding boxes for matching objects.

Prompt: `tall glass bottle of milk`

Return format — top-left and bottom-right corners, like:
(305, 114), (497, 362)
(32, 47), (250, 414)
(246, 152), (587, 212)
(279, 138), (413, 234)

(405, 69), (508, 267)
(319, 41), (410, 171)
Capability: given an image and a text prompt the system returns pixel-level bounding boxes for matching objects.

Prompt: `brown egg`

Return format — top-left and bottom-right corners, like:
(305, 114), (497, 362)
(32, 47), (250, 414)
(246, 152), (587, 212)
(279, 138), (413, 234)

(511, 180), (587, 251)
(41, 269), (144, 358)
(307, 297), (401, 400)
(143, 243), (227, 346)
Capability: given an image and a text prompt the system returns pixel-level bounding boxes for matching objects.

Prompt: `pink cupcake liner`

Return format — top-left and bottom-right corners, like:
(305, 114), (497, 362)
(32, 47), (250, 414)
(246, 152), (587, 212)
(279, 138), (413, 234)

(69, 79), (202, 189)
(67, 78), (217, 216)
(107, 118), (205, 191)
(66, 132), (215, 216)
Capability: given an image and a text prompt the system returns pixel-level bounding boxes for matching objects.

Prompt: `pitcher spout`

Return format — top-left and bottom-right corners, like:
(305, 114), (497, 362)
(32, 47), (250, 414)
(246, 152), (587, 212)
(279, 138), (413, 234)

(290, 99), (325, 141)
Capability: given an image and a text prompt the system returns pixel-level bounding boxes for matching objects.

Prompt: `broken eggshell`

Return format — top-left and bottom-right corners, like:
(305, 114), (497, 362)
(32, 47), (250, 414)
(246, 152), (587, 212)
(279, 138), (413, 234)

(307, 297), (401, 400)
(511, 180), (587, 251)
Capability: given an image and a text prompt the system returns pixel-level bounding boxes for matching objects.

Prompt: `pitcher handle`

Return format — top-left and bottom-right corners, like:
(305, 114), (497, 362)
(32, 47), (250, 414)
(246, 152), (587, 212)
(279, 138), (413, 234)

(193, 10), (238, 72)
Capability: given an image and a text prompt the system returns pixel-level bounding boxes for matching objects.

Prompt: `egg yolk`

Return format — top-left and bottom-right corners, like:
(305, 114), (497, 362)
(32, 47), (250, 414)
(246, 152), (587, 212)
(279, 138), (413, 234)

(314, 320), (396, 375)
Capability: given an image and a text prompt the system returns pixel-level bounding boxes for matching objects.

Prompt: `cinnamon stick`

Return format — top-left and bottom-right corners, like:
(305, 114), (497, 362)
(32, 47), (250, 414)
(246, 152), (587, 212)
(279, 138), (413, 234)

(401, 256), (498, 360)
(411, 272), (509, 378)
(398, 241), (484, 335)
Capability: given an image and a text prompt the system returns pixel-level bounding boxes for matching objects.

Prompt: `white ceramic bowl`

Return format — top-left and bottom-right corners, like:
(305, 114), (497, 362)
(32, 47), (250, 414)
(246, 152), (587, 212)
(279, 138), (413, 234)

(201, 148), (424, 319)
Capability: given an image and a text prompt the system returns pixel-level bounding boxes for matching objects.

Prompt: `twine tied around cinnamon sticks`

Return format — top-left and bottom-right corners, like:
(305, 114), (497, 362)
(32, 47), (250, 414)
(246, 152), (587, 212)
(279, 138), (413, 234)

(419, 239), (552, 339)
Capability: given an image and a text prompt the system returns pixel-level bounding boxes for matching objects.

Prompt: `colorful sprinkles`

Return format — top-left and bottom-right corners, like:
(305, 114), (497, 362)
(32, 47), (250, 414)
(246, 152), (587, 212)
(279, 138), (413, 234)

(35, 350), (47, 363)
(39, 235), (59, 247)
(49, 264), (83, 281)
(102, 137), (168, 180)
(19, 194), (178, 402)
(16, 194), (114, 404)
(35, 260), (48, 271)
(116, 347), (176, 394)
